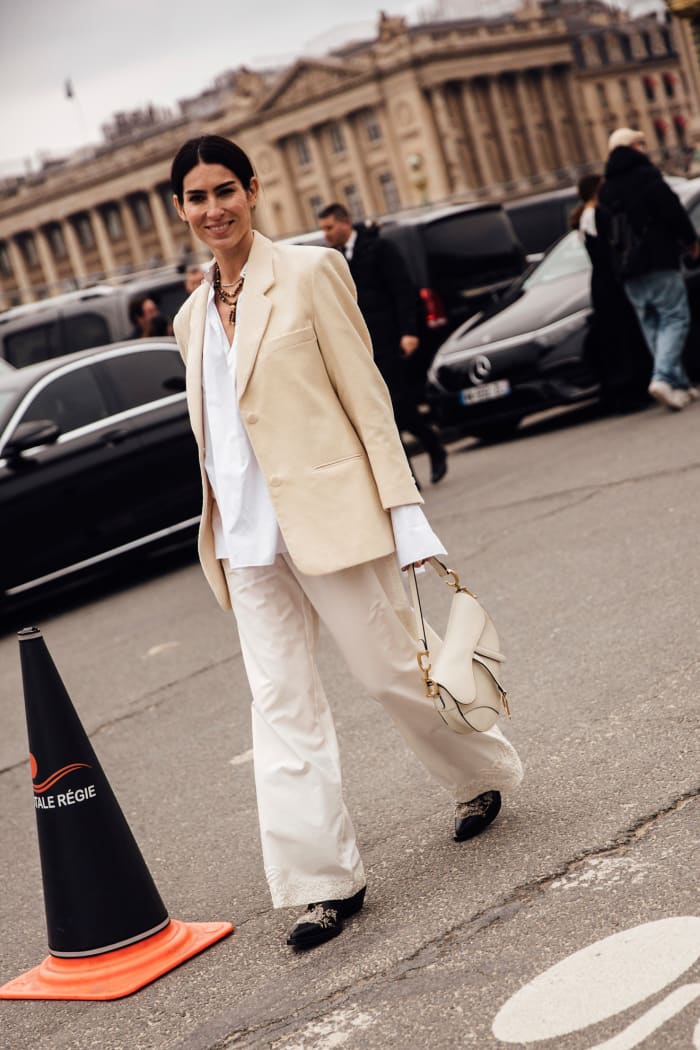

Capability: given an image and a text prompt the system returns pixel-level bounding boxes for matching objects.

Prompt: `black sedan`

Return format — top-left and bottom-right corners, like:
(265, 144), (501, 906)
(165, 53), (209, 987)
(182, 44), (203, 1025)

(427, 177), (700, 439)
(0, 339), (200, 607)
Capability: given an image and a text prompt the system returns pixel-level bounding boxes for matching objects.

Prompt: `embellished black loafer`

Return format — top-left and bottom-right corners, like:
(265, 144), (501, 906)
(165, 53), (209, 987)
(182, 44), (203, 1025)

(454, 790), (502, 842)
(286, 886), (366, 950)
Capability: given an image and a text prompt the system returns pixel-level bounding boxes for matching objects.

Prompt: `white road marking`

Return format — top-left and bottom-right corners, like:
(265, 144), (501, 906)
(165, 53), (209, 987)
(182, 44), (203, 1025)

(230, 748), (254, 767)
(145, 641), (180, 657)
(586, 985), (700, 1050)
(492, 916), (700, 1043)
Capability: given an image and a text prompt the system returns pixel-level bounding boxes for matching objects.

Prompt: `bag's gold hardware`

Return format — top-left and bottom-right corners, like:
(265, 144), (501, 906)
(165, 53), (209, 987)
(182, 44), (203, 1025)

(501, 690), (511, 719)
(417, 650), (439, 698)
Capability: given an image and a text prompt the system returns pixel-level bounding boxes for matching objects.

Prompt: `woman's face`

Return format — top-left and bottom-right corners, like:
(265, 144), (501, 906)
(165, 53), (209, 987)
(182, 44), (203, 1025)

(175, 161), (258, 257)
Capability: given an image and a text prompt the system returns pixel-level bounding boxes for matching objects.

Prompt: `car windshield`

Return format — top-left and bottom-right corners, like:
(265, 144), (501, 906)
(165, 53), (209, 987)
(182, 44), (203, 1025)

(522, 230), (591, 289)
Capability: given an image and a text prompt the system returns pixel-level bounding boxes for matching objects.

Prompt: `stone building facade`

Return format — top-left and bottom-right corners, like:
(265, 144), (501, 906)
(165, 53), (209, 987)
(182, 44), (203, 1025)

(1, 0), (699, 308)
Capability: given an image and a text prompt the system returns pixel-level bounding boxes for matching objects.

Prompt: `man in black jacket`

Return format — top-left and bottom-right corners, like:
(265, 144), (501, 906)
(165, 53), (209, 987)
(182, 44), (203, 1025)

(319, 203), (447, 484)
(597, 127), (699, 411)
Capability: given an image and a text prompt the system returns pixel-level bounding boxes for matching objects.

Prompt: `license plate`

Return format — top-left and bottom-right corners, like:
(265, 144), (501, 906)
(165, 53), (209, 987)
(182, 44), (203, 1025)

(460, 380), (511, 405)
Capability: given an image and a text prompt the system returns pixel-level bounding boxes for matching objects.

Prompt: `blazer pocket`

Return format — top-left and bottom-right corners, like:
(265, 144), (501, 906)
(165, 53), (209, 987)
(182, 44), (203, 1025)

(263, 326), (315, 353)
(313, 454), (362, 471)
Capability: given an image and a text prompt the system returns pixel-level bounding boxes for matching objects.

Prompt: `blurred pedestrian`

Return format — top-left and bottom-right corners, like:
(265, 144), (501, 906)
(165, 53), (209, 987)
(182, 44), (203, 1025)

(171, 135), (522, 950)
(184, 264), (205, 295)
(128, 295), (159, 339)
(575, 173), (651, 412)
(318, 203), (447, 485)
(145, 312), (173, 337)
(597, 127), (699, 411)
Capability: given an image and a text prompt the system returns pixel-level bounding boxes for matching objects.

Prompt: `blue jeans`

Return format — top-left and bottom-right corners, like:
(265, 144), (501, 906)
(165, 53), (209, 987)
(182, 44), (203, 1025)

(624, 270), (690, 389)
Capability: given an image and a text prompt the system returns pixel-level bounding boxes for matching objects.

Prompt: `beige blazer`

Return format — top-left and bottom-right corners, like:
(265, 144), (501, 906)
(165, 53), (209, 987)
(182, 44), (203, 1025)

(173, 231), (421, 609)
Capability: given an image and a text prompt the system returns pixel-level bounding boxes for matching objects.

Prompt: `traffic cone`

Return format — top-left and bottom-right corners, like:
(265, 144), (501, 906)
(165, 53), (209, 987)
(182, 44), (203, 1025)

(0, 627), (233, 1000)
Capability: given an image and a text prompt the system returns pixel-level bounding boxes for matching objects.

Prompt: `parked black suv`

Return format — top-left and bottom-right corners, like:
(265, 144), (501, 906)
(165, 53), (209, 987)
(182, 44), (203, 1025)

(284, 202), (528, 355)
(0, 268), (192, 368)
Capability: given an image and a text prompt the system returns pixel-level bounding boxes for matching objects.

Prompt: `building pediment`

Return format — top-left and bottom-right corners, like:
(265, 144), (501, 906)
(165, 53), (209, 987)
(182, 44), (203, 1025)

(258, 59), (365, 113)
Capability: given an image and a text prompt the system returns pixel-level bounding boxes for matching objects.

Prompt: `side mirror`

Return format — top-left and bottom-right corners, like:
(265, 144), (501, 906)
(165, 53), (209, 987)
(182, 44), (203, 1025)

(3, 419), (61, 460)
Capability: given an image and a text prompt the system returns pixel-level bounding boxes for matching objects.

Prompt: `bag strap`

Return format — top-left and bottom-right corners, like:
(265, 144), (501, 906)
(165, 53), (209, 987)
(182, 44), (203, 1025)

(407, 558), (477, 699)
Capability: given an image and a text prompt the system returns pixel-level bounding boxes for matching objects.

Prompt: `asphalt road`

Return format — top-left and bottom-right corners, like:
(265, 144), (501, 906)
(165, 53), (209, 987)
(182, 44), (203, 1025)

(0, 399), (699, 1050)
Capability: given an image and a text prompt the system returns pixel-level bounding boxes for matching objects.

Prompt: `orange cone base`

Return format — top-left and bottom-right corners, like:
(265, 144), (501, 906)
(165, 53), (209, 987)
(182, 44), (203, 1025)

(0, 918), (233, 1001)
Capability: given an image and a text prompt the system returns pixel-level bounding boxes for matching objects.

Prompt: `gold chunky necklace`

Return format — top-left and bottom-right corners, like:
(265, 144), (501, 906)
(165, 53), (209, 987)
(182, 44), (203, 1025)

(213, 266), (244, 325)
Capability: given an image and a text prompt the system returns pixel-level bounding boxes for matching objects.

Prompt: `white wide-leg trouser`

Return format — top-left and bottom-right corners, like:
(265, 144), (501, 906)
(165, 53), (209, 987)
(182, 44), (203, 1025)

(225, 554), (523, 908)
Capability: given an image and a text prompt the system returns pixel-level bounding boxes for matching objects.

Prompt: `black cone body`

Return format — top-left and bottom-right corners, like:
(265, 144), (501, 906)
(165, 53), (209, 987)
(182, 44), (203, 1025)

(19, 629), (169, 957)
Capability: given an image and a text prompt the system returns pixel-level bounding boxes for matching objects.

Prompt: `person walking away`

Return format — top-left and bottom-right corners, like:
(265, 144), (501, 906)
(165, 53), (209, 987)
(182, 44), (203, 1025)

(596, 127), (699, 411)
(318, 203), (447, 485)
(575, 173), (651, 413)
(171, 136), (522, 951)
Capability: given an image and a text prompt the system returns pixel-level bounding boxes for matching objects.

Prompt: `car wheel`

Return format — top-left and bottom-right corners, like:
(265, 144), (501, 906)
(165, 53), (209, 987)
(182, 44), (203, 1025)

(470, 417), (524, 443)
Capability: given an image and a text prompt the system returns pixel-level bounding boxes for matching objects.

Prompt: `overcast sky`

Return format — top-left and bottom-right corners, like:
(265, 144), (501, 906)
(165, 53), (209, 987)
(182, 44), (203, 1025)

(0, 0), (659, 177)
(0, 0), (431, 176)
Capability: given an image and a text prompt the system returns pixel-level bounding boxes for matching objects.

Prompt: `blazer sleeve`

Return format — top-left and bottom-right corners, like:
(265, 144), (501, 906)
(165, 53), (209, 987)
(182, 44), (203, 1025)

(310, 249), (423, 510)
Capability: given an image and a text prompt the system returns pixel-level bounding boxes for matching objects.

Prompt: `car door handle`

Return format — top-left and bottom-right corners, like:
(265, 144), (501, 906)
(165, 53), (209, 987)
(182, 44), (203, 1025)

(100, 428), (130, 446)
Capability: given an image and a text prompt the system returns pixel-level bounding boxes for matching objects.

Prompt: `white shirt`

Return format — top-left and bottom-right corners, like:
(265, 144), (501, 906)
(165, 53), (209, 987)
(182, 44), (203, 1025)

(341, 228), (358, 261)
(202, 281), (446, 570)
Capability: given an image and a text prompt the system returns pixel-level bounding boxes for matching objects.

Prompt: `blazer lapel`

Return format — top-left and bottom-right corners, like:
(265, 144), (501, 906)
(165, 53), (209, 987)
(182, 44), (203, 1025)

(236, 232), (274, 401)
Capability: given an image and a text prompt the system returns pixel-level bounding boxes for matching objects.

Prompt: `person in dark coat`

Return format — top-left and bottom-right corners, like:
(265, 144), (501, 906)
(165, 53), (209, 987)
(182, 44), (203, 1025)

(319, 203), (447, 484)
(596, 127), (699, 411)
(574, 173), (651, 412)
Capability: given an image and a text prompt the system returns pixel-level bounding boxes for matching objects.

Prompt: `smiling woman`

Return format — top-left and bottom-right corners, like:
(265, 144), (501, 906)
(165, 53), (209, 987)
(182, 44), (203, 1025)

(169, 133), (523, 952)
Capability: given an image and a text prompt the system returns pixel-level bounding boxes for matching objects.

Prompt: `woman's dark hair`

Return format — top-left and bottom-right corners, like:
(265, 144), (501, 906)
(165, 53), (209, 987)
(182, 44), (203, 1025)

(577, 173), (603, 204)
(170, 135), (255, 202)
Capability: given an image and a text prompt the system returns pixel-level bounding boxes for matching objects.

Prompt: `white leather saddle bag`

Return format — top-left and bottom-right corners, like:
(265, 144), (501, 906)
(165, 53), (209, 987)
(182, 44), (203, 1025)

(407, 558), (511, 734)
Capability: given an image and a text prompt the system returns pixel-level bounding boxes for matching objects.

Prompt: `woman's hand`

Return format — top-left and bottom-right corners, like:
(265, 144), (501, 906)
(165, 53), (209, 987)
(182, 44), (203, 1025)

(401, 558), (427, 571)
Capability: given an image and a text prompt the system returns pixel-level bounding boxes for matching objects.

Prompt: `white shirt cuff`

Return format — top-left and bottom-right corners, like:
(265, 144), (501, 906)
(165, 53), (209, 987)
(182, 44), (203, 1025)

(390, 504), (447, 570)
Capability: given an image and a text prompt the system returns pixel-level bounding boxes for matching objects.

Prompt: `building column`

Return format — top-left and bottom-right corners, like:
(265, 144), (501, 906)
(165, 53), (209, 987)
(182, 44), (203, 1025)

(35, 227), (60, 295)
(538, 69), (565, 171)
(307, 126), (335, 203)
(557, 68), (587, 163)
(148, 188), (177, 261)
(61, 218), (87, 286)
(118, 198), (145, 267)
(415, 89), (452, 202)
(339, 115), (378, 213)
(275, 139), (309, 230)
(6, 237), (33, 304)
(89, 206), (117, 277)
(428, 84), (471, 193)
(459, 81), (497, 188)
(485, 77), (521, 184)
(513, 73), (544, 175)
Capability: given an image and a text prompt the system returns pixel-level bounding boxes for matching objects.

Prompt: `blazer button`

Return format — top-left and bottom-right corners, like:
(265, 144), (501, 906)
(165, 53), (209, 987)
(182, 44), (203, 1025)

(246, 412), (259, 424)
(270, 475), (282, 487)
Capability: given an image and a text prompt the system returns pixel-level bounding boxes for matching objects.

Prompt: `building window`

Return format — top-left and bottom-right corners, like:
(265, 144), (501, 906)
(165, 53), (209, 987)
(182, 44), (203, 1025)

(344, 184), (364, 222)
(379, 172), (400, 214)
(128, 194), (153, 232)
(654, 117), (668, 146)
(0, 242), (12, 277)
(102, 203), (124, 242)
(642, 74), (657, 101)
(362, 108), (382, 144)
(673, 113), (687, 143)
(44, 224), (67, 259)
(663, 71), (677, 98)
(72, 213), (96, 250)
(309, 195), (324, 221)
(596, 83), (609, 109)
(157, 182), (179, 220)
(619, 78), (631, 105)
(329, 122), (346, 154)
(18, 233), (39, 268)
(292, 133), (311, 167)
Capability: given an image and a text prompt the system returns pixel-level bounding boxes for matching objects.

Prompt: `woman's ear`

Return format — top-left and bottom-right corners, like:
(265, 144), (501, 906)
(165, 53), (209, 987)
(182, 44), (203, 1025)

(173, 195), (187, 222)
(248, 176), (260, 210)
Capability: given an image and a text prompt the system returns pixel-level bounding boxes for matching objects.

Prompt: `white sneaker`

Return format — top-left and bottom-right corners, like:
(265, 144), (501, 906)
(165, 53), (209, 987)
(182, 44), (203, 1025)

(648, 380), (688, 410)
